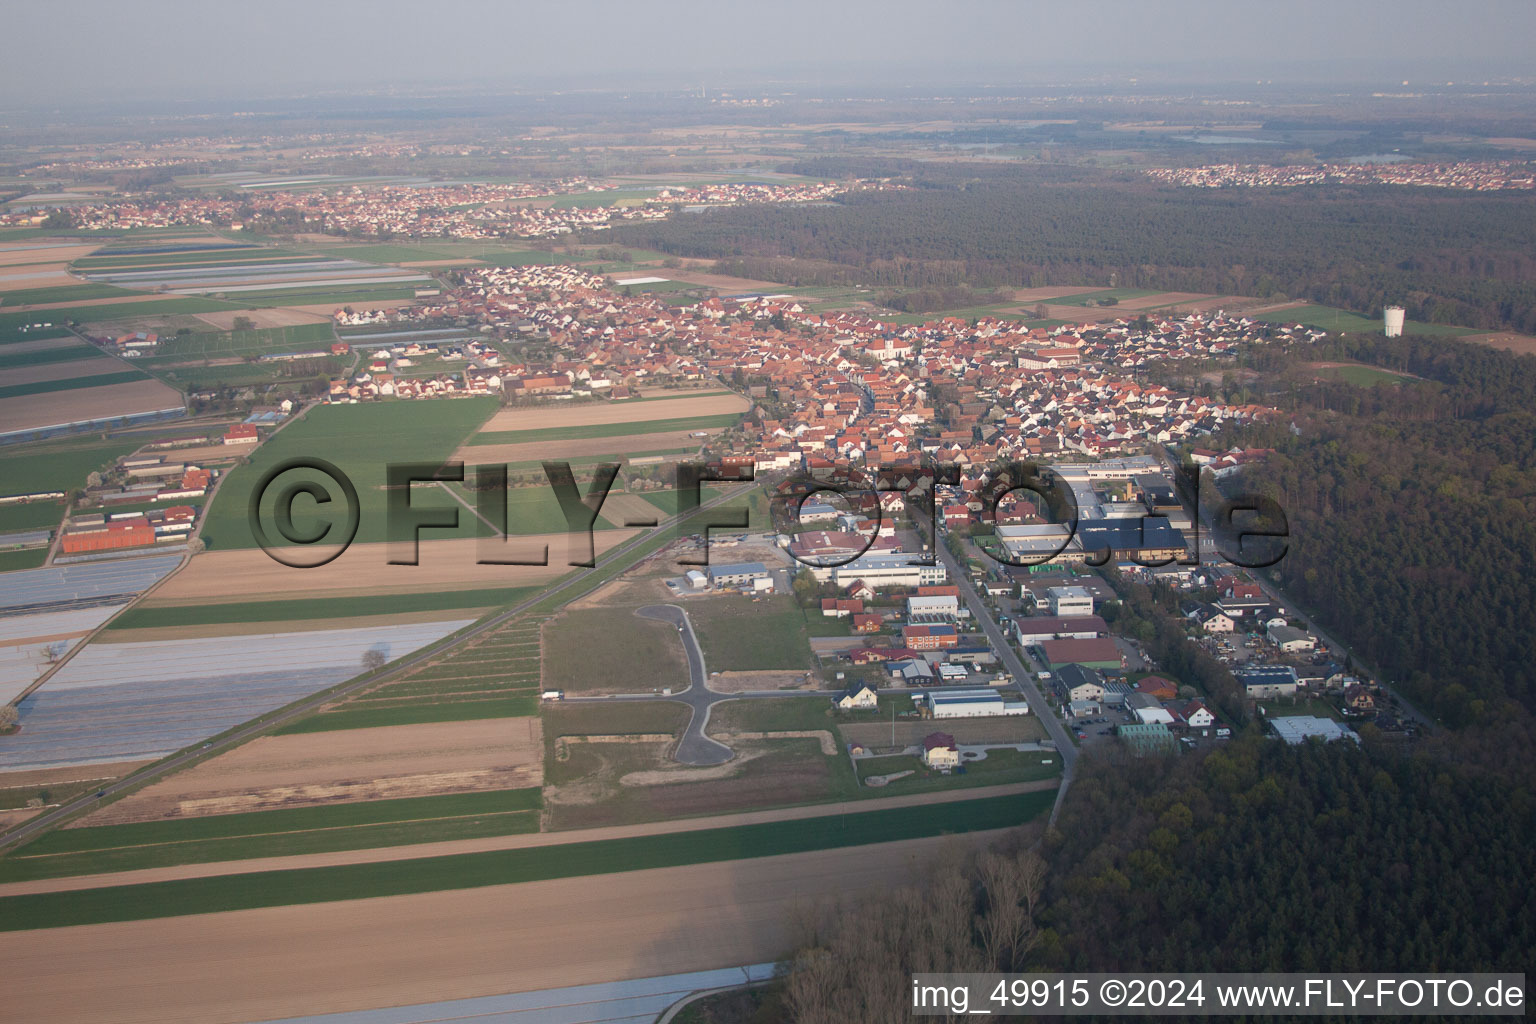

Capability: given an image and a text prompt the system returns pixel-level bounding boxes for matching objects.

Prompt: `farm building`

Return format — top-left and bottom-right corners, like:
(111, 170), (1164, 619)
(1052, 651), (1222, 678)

(223, 423), (259, 445)
(59, 519), (156, 554)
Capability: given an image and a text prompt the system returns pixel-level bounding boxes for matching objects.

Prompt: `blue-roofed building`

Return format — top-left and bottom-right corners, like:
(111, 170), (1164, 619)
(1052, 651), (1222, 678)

(706, 562), (770, 587)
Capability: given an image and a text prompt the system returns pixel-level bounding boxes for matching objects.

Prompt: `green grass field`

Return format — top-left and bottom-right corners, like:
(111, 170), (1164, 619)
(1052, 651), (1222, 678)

(108, 586), (538, 631)
(688, 594), (814, 671)
(469, 413), (740, 446)
(1309, 363), (1418, 386)
(272, 696), (540, 734)
(1046, 288), (1163, 307)
(0, 548), (48, 572)
(0, 369), (149, 400)
(152, 322), (335, 360)
(197, 397), (498, 550)
(0, 500), (64, 533)
(1255, 304), (1478, 337)
(0, 788), (542, 882)
(0, 283), (144, 306)
(0, 342), (105, 369)
(0, 790), (1051, 930)
(855, 748), (1062, 793)
(0, 437), (144, 495)
(0, 300), (244, 339)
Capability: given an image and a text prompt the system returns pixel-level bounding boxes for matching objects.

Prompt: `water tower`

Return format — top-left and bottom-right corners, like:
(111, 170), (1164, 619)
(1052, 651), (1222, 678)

(1383, 306), (1406, 338)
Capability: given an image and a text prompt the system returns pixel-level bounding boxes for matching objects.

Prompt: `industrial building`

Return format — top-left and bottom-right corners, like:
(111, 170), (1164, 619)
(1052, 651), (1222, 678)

(921, 687), (1030, 719)
(1013, 614), (1106, 644)
(1268, 716), (1359, 745)
(707, 562), (772, 588)
(906, 594), (959, 622)
(1039, 636), (1123, 672)
(1044, 586), (1094, 617)
(814, 553), (949, 589)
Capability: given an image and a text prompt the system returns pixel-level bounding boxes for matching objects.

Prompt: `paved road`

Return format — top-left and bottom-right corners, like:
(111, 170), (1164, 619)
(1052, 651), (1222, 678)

(635, 604), (733, 765)
(935, 542), (1078, 810)
(0, 488), (749, 851)
(565, 604), (819, 766)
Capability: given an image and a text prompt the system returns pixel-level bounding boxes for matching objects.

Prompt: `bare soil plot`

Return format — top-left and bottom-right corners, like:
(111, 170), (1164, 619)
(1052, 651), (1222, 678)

(75, 717), (543, 826)
(479, 392), (747, 432)
(454, 429), (708, 464)
(0, 832), (1008, 1024)
(541, 604), (689, 695)
(0, 336), (91, 355)
(4, 356), (133, 386)
(17, 293), (182, 312)
(0, 243), (99, 267)
(192, 308), (330, 329)
(597, 492), (666, 527)
(139, 532), (639, 607)
(1468, 332), (1536, 357)
(0, 271), (79, 293)
(707, 670), (820, 693)
(0, 761), (146, 790)
(1006, 286), (1096, 303)
(0, 378), (185, 434)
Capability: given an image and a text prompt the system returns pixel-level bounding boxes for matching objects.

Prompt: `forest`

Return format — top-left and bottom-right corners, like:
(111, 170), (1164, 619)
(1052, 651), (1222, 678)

(1213, 334), (1536, 724)
(612, 167), (1536, 332)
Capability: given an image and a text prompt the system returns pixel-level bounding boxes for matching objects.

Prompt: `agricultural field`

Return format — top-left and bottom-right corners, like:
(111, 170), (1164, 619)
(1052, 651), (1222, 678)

(0, 283), (142, 306)
(473, 390), (747, 435)
(0, 788), (543, 882)
(0, 373), (185, 437)
(0, 435), (146, 495)
(0, 499), (64, 533)
(147, 322), (336, 361)
(198, 397), (498, 550)
(3, 618), (478, 772)
(270, 608), (556, 734)
(0, 338), (105, 370)
(1045, 287), (1164, 306)
(467, 412), (744, 447)
(0, 789), (1050, 931)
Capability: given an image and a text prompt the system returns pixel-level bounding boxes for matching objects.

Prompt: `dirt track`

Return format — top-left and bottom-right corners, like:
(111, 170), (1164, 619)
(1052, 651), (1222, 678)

(0, 780), (1056, 897)
(0, 830), (1010, 1024)
(479, 392), (746, 432)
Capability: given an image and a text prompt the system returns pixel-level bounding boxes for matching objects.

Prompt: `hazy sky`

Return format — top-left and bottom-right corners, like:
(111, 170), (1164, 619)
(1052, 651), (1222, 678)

(6, 0), (1535, 106)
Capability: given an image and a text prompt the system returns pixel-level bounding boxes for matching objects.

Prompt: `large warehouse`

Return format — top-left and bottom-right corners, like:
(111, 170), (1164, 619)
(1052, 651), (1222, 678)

(921, 687), (1030, 719)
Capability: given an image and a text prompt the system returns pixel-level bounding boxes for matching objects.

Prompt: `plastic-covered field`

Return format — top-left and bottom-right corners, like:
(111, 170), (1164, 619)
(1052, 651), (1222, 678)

(0, 555), (181, 610)
(0, 620), (472, 771)
(0, 605), (128, 703)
